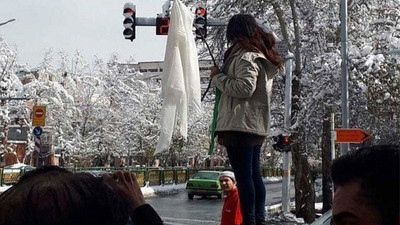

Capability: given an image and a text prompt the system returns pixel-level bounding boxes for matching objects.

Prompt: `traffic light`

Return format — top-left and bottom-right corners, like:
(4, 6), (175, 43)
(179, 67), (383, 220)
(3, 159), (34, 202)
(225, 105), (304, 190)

(272, 134), (291, 152)
(156, 17), (170, 35)
(123, 3), (136, 41)
(194, 7), (207, 39)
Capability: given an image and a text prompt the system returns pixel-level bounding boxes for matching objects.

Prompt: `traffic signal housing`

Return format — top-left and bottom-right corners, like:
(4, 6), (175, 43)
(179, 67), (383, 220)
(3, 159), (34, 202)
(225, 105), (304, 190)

(272, 134), (291, 152)
(156, 17), (170, 35)
(194, 7), (207, 39)
(123, 3), (136, 41)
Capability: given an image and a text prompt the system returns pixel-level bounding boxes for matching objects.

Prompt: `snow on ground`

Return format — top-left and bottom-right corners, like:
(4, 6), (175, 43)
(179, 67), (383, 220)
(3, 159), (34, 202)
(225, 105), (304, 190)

(314, 202), (323, 211)
(6, 163), (29, 168)
(266, 211), (305, 224)
(0, 185), (12, 193)
(141, 182), (187, 198)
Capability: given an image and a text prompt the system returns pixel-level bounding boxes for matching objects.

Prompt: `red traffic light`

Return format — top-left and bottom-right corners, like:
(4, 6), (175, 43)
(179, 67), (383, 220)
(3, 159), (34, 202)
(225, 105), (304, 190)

(123, 2), (135, 16)
(283, 136), (290, 143)
(123, 8), (134, 14)
(194, 7), (207, 38)
(272, 134), (291, 152)
(195, 7), (206, 16)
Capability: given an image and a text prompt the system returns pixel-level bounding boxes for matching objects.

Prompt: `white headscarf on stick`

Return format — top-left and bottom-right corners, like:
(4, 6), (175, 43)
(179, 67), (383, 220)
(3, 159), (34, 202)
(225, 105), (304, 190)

(156, 0), (201, 154)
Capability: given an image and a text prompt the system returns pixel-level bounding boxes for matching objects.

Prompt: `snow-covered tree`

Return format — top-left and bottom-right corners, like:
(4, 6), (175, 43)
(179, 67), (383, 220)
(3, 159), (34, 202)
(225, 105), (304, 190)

(0, 36), (25, 159)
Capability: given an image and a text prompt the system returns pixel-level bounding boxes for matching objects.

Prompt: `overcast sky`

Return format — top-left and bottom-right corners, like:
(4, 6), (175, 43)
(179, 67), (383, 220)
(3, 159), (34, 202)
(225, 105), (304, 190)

(1, 0), (170, 67)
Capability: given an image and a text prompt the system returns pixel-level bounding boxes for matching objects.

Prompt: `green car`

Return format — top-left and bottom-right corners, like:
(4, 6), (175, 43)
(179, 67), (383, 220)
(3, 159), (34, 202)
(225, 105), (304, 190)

(186, 170), (222, 199)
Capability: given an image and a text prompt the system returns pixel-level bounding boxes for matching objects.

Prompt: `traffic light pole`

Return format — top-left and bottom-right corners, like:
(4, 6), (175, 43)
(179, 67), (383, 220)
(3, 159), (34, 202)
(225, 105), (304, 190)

(0, 19), (15, 27)
(135, 17), (226, 27)
(340, 0), (349, 155)
(282, 53), (294, 212)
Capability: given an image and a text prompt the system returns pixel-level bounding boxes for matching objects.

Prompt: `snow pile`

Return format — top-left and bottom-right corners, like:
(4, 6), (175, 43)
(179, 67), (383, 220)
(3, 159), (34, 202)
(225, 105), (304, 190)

(314, 202), (323, 211)
(6, 163), (29, 169)
(266, 211), (305, 223)
(141, 183), (186, 198)
(360, 45), (373, 56)
(263, 176), (282, 183)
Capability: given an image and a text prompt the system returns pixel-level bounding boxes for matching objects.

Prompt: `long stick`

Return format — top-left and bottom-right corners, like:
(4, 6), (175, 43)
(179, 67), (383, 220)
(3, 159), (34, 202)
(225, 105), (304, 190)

(193, 24), (218, 67)
(193, 24), (218, 101)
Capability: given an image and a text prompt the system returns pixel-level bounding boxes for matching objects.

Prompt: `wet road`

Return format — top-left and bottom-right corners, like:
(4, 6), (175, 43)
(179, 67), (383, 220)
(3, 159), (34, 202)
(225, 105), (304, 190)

(147, 181), (296, 225)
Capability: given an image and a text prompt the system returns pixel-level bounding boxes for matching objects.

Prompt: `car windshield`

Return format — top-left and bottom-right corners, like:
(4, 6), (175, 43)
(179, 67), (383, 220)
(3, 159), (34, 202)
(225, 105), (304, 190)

(192, 171), (220, 180)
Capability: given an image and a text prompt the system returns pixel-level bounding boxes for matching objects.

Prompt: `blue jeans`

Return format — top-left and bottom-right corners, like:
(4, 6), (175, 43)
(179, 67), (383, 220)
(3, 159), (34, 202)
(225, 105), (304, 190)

(226, 145), (266, 225)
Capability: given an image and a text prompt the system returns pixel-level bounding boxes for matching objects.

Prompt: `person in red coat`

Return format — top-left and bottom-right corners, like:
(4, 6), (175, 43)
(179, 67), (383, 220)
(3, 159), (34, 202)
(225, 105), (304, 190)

(219, 171), (243, 225)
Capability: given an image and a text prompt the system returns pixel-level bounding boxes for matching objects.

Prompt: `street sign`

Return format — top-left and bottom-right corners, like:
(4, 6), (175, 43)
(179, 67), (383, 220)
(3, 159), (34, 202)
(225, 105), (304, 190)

(334, 128), (371, 143)
(33, 126), (43, 136)
(32, 106), (46, 126)
(34, 135), (41, 153)
(276, 41), (289, 57)
(0, 125), (29, 142)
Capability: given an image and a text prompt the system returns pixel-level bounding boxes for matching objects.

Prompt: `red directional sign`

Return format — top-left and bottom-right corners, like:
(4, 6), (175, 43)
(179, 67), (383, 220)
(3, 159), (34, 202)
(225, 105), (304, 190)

(334, 128), (371, 143)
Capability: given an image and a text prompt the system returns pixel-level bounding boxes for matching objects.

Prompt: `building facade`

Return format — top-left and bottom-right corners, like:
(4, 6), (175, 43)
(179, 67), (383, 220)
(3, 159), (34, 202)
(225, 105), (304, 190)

(118, 59), (213, 90)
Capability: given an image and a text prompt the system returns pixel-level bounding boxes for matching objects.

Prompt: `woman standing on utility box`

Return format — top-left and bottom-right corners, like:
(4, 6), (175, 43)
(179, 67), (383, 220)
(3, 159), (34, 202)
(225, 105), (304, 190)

(210, 14), (282, 225)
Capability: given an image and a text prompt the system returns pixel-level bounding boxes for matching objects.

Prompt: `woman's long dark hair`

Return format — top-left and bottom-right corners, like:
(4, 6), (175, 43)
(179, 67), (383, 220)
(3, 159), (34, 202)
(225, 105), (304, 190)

(226, 14), (283, 69)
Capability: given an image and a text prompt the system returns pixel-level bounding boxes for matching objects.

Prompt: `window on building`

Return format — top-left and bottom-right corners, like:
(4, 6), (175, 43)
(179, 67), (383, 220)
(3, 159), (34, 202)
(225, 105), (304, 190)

(199, 67), (211, 71)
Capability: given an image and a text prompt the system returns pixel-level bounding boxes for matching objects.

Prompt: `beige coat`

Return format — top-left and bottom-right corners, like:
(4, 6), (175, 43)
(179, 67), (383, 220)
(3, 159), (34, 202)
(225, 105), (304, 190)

(211, 44), (278, 136)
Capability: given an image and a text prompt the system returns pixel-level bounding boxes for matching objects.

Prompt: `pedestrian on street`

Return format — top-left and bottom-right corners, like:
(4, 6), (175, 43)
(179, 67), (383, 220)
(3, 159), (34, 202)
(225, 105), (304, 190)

(210, 14), (282, 225)
(219, 171), (242, 225)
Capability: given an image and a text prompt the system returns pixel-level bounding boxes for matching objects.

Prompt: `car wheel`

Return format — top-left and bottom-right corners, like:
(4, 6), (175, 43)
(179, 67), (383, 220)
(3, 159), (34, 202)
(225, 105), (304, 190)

(217, 194), (222, 199)
(188, 193), (194, 200)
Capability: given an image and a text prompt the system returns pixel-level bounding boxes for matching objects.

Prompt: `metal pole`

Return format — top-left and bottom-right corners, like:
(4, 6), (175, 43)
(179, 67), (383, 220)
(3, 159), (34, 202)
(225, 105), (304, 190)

(0, 19), (15, 27)
(127, 147), (131, 167)
(0, 97), (30, 101)
(340, 0), (349, 154)
(136, 17), (226, 26)
(331, 113), (336, 161)
(386, 49), (400, 55)
(282, 56), (293, 212)
(330, 113), (336, 199)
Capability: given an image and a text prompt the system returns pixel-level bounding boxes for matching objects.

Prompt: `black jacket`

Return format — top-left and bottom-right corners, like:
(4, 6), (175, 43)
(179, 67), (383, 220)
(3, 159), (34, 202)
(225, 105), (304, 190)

(130, 204), (164, 225)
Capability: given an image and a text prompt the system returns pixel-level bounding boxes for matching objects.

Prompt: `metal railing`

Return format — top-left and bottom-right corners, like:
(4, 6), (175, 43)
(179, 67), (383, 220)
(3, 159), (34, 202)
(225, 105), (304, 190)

(1, 167), (30, 185)
(1, 166), (284, 187)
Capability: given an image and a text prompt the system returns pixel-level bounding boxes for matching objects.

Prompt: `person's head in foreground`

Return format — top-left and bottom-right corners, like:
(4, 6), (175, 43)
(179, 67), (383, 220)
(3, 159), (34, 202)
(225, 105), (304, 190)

(219, 171), (237, 192)
(331, 145), (399, 225)
(0, 166), (129, 225)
